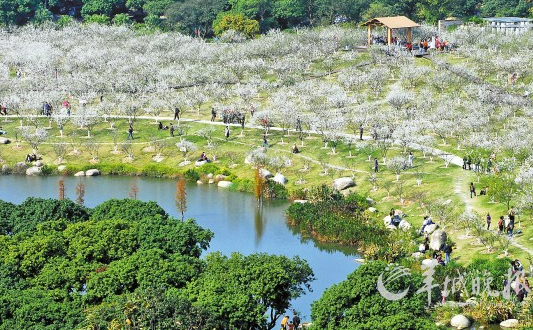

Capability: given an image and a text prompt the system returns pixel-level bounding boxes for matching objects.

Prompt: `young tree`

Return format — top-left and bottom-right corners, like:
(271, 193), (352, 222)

(175, 177), (187, 221)
(76, 181), (85, 205)
(58, 178), (65, 200)
(52, 143), (68, 164)
(20, 126), (48, 154)
(176, 140), (197, 165)
(73, 105), (99, 138)
(120, 141), (134, 160)
(387, 156), (407, 181)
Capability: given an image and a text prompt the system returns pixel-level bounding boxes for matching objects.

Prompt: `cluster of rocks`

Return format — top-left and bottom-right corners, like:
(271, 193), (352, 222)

(448, 314), (519, 329)
(196, 173), (233, 188)
(74, 169), (101, 177)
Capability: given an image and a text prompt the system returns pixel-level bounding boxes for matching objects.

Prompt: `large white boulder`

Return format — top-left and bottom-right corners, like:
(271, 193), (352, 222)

(58, 165), (67, 172)
(215, 174), (227, 181)
(259, 168), (273, 179)
(411, 252), (423, 259)
(500, 319), (519, 328)
(272, 173), (288, 185)
(74, 171), (85, 177)
(195, 160), (207, 167)
(424, 224), (439, 234)
(85, 169), (100, 176)
(207, 173), (214, 179)
(399, 220), (412, 231)
(0, 137), (10, 144)
(383, 216), (392, 226)
(26, 166), (42, 176)
(333, 177), (355, 191)
(1, 164), (11, 174)
(367, 207), (377, 213)
(294, 200), (308, 204)
(430, 230), (447, 251)
(450, 315), (471, 329)
(422, 258), (439, 268)
(34, 160), (44, 167)
(218, 181), (233, 188)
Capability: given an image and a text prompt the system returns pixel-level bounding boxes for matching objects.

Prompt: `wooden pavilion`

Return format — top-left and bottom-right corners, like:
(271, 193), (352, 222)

(361, 16), (420, 45)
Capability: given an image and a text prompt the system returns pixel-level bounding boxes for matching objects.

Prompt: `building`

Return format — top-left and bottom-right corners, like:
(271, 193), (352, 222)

(438, 17), (463, 34)
(483, 17), (533, 34)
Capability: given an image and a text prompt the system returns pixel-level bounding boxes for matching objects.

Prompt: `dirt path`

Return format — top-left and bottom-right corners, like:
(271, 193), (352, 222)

(455, 170), (533, 256)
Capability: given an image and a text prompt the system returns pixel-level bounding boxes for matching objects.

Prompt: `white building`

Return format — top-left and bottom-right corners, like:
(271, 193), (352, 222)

(483, 17), (533, 35)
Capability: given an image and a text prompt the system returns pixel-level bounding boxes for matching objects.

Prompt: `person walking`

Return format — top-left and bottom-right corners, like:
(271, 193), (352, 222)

(262, 133), (268, 148)
(486, 213), (491, 230)
(408, 151), (414, 167)
(292, 311), (300, 329)
(498, 216), (505, 233)
(443, 244), (452, 264)
(374, 158), (379, 173)
(170, 124), (175, 137)
(359, 125), (364, 140)
(127, 124), (134, 140)
(280, 315), (289, 330)
(173, 107), (180, 120)
(211, 107), (216, 122)
(469, 182), (476, 198)
(241, 114), (245, 129)
(224, 125), (230, 141)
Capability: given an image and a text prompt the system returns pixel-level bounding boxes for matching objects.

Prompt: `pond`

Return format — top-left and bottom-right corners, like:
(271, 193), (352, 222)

(0, 175), (360, 321)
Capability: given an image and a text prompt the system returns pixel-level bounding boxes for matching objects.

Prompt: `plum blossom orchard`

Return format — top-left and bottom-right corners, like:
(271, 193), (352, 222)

(1, 23), (533, 212)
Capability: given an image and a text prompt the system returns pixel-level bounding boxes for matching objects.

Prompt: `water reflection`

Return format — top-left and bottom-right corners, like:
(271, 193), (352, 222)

(254, 206), (265, 246)
(0, 175), (360, 319)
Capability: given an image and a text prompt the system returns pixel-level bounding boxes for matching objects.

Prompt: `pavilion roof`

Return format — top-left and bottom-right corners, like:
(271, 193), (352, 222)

(361, 16), (420, 29)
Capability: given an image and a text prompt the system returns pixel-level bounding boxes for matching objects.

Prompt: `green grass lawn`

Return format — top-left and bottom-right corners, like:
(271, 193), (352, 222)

(2, 115), (513, 264)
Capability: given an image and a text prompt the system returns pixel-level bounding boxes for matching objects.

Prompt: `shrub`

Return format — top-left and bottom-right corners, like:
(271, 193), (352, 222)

(286, 193), (379, 247)
(197, 163), (220, 175)
(466, 295), (516, 324)
(184, 169), (200, 182)
(40, 165), (55, 176)
(229, 178), (253, 193)
(140, 164), (175, 177)
(289, 188), (308, 200)
(265, 181), (288, 199)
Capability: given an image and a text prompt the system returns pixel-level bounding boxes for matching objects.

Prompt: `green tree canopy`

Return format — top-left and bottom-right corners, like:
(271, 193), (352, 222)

(213, 12), (259, 37)
(6, 197), (90, 235)
(186, 252), (314, 330)
(90, 198), (168, 221)
(165, 0), (227, 36)
(311, 261), (444, 330)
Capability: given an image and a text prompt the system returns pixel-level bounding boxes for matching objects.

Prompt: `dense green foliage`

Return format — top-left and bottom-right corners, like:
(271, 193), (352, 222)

(90, 198), (168, 221)
(2, 0), (532, 32)
(0, 197), (90, 235)
(311, 261), (444, 330)
(0, 197), (314, 329)
(287, 187), (382, 246)
(186, 252), (314, 329)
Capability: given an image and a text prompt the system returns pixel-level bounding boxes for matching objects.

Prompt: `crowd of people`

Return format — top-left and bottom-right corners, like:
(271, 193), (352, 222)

(370, 35), (450, 54)
(280, 311), (300, 330)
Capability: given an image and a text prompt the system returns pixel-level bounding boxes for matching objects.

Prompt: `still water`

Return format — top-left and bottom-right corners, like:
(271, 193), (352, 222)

(0, 175), (360, 320)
